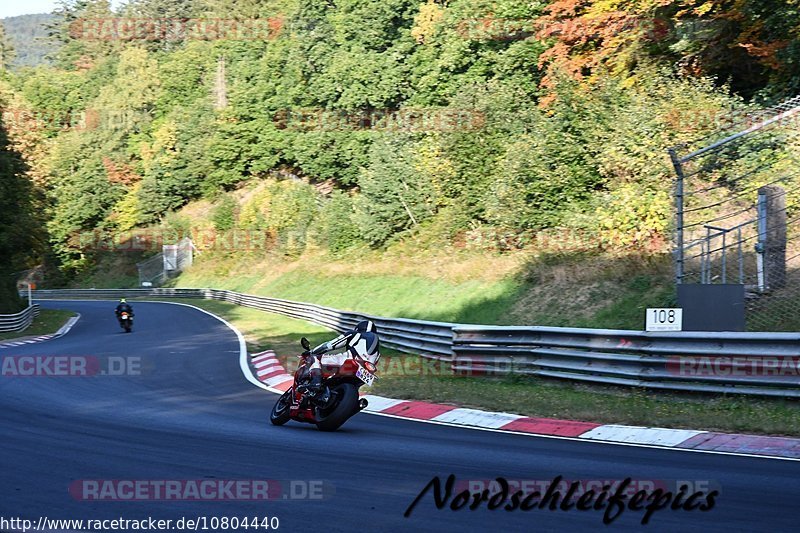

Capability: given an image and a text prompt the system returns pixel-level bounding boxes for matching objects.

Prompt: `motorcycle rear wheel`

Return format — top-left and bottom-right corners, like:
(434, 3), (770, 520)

(315, 383), (358, 432)
(270, 389), (292, 426)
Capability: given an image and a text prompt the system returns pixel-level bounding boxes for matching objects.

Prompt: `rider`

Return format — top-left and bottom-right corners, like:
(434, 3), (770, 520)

(114, 298), (134, 324)
(302, 320), (380, 402)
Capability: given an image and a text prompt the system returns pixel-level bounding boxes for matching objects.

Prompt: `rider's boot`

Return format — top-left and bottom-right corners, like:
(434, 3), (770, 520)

(308, 370), (330, 405)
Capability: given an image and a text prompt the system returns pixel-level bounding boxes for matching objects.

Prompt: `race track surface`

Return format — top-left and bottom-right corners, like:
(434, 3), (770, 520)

(1, 300), (798, 532)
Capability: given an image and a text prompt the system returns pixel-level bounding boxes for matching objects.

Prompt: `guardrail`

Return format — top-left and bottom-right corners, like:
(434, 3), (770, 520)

(452, 326), (800, 398)
(28, 288), (453, 359)
(0, 304), (40, 333)
(29, 288), (800, 396)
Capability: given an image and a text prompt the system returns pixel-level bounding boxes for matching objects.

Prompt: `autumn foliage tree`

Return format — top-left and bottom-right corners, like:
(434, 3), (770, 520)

(536, 0), (800, 100)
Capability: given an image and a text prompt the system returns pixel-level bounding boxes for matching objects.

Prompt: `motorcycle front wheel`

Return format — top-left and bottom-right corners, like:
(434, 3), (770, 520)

(270, 389), (293, 426)
(315, 383), (358, 432)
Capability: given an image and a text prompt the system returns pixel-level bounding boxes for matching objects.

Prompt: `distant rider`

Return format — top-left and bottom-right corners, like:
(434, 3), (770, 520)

(114, 298), (134, 324)
(301, 320), (380, 402)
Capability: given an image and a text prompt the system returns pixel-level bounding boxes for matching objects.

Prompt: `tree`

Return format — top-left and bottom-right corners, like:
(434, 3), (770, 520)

(121, 0), (201, 52)
(0, 22), (17, 70)
(0, 112), (45, 311)
(535, 0), (800, 100)
(355, 136), (439, 246)
(48, 0), (117, 70)
(211, 195), (237, 230)
(10, 0), (784, 277)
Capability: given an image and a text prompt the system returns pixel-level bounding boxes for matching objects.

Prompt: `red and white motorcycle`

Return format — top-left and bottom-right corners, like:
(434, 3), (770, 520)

(269, 337), (378, 431)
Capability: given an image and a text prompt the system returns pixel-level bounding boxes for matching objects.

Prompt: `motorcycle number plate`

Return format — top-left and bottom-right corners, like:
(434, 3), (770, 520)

(356, 366), (375, 387)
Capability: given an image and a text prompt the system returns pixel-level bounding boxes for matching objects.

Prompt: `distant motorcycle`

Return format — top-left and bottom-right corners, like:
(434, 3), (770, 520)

(270, 337), (376, 431)
(118, 311), (133, 333)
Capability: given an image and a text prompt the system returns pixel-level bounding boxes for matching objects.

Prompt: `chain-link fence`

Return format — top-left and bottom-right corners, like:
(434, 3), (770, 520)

(136, 237), (194, 287)
(669, 96), (800, 331)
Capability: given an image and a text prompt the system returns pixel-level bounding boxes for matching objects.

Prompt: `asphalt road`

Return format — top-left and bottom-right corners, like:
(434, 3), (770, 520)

(0, 300), (798, 532)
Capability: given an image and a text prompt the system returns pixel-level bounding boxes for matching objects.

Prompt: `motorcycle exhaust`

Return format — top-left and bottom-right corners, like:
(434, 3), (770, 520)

(358, 398), (368, 410)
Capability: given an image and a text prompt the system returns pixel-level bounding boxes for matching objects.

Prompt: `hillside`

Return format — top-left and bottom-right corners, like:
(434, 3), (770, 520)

(71, 179), (675, 330)
(173, 248), (674, 329)
(0, 0), (798, 323)
(3, 14), (55, 68)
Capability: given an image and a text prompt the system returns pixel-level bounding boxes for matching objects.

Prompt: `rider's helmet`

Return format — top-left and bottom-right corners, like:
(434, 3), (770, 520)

(350, 320), (379, 363)
(119, 298), (127, 304)
(354, 320), (376, 334)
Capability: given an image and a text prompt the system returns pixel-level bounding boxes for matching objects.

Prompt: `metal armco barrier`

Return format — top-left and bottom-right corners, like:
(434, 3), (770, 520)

(29, 289), (453, 359)
(0, 304), (40, 333)
(29, 289), (800, 396)
(453, 326), (800, 397)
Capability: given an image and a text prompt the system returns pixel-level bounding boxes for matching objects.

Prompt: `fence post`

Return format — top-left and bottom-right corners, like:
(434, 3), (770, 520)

(668, 148), (685, 286)
(758, 185), (787, 289)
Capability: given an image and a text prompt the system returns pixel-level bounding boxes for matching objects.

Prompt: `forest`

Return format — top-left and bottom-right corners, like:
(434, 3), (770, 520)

(1, 0), (799, 309)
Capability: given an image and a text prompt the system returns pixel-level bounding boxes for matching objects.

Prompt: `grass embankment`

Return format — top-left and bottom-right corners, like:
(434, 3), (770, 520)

(69, 252), (144, 289)
(160, 298), (800, 437)
(173, 249), (674, 329)
(0, 308), (76, 341)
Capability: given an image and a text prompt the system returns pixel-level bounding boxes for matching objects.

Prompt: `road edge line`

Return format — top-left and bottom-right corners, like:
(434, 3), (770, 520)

(0, 311), (81, 349)
(139, 299), (271, 391)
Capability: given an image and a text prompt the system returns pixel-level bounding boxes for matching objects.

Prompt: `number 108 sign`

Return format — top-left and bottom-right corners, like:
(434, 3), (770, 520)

(645, 308), (682, 331)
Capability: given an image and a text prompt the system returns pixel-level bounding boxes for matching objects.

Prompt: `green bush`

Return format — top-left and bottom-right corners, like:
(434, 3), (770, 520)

(317, 190), (363, 254)
(354, 136), (441, 246)
(212, 196), (237, 232)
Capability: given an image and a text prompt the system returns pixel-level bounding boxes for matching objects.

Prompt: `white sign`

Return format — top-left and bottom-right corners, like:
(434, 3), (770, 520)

(646, 308), (682, 331)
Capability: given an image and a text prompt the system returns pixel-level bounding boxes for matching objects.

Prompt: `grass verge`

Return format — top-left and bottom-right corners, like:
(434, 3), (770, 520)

(0, 308), (76, 341)
(157, 298), (800, 437)
(374, 370), (800, 437)
(149, 298), (331, 355)
(173, 250), (674, 329)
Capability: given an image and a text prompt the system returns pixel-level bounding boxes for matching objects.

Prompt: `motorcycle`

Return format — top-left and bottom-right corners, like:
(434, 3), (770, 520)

(118, 311), (133, 333)
(270, 337), (378, 431)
